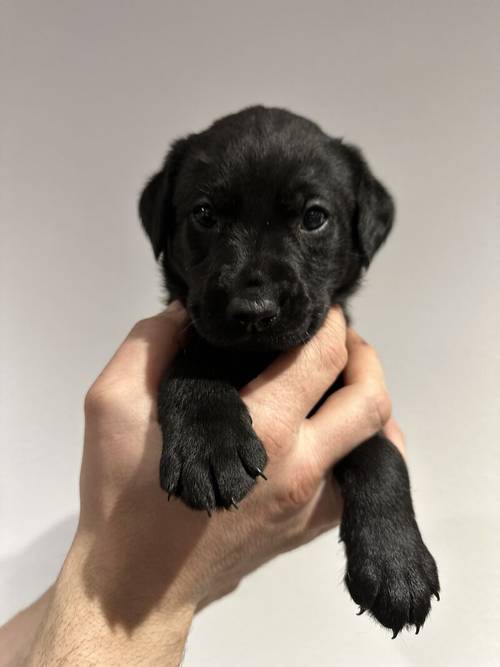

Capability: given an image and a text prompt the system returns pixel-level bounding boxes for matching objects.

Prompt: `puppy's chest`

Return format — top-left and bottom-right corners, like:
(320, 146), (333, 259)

(208, 345), (278, 389)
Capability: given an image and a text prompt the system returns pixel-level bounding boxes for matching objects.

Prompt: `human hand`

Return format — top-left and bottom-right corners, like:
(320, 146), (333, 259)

(26, 302), (399, 666)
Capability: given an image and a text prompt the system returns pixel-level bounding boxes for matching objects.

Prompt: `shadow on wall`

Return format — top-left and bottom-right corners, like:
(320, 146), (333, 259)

(0, 515), (78, 624)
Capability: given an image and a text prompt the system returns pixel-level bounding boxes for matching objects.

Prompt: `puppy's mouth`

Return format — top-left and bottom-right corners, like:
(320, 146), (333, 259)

(188, 303), (327, 352)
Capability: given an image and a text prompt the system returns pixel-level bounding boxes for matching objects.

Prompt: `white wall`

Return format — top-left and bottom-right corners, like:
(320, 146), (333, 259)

(2, 1), (499, 664)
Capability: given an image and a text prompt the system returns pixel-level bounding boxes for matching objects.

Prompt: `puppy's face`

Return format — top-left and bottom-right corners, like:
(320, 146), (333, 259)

(140, 107), (394, 350)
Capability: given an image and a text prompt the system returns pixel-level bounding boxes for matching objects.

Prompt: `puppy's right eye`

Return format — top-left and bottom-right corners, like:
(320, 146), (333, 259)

(192, 204), (217, 229)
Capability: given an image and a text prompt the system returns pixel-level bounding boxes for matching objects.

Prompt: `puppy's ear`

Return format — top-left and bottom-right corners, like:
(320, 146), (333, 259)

(138, 138), (189, 259)
(345, 145), (395, 268)
(139, 171), (166, 259)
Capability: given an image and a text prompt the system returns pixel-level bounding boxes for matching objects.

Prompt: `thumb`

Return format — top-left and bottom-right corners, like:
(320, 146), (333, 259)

(92, 301), (188, 397)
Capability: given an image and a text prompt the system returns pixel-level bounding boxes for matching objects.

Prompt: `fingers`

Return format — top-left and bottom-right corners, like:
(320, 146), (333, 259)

(241, 307), (347, 428)
(89, 301), (188, 396)
(300, 329), (391, 474)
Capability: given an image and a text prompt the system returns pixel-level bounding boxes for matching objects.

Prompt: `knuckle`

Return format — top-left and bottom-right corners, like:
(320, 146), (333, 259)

(364, 385), (392, 431)
(375, 388), (393, 425)
(83, 383), (102, 418)
(130, 317), (154, 336)
(83, 379), (126, 420)
(276, 468), (317, 511)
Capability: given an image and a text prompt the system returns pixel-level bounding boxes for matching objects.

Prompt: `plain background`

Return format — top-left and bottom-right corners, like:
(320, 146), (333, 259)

(1, 1), (499, 665)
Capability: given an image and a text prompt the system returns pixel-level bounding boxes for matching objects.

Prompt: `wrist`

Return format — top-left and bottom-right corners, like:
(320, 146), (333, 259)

(27, 533), (196, 666)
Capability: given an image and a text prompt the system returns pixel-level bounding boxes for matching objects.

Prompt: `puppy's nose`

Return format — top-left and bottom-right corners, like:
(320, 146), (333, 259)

(227, 294), (279, 329)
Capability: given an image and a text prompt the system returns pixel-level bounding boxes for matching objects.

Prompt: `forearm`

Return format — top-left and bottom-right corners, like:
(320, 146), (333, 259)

(25, 537), (195, 667)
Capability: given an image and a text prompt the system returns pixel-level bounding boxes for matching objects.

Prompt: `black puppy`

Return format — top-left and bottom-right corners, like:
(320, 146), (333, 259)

(139, 106), (439, 637)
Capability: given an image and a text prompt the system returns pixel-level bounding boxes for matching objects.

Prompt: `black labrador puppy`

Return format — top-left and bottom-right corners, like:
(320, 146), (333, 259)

(139, 106), (439, 637)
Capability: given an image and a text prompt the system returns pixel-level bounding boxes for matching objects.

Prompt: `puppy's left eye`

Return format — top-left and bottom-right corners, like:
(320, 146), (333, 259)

(302, 206), (329, 231)
(192, 203), (217, 228)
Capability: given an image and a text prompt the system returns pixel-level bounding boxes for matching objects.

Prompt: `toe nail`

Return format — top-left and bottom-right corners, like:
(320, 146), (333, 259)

(230, 498), (239, 510)
(433, 591), (440, 601)
(255, 467), (268, 480)
(392, 629), (400, 639)
(415, 625), (421, 635)
(206, 509), (212, 518)
(356, 608), (366, 616)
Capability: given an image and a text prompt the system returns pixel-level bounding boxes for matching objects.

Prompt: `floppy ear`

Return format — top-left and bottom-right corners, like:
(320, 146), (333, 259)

(346, 145), (395, 268)
(139, 170), (166, 259)
(138, 138), (190, 260)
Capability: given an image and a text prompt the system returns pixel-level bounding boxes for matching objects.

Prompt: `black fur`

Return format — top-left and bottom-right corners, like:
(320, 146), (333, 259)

(139, 106), (439, 636)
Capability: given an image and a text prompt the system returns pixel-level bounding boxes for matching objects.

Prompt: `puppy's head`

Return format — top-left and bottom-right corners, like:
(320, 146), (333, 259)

(140, 106), (394, 350)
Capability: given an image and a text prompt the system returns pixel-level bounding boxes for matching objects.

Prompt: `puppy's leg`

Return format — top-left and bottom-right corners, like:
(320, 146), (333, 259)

(157, 340), (267, 513)
(334, 435), (440, 637)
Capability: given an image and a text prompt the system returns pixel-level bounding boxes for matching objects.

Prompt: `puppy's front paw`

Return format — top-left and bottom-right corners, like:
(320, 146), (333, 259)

(342, 515), (440, 637)
(159, 400), (267, 513)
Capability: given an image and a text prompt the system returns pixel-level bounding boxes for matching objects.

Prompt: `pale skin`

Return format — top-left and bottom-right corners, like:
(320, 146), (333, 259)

(0, 302), (404, 666)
